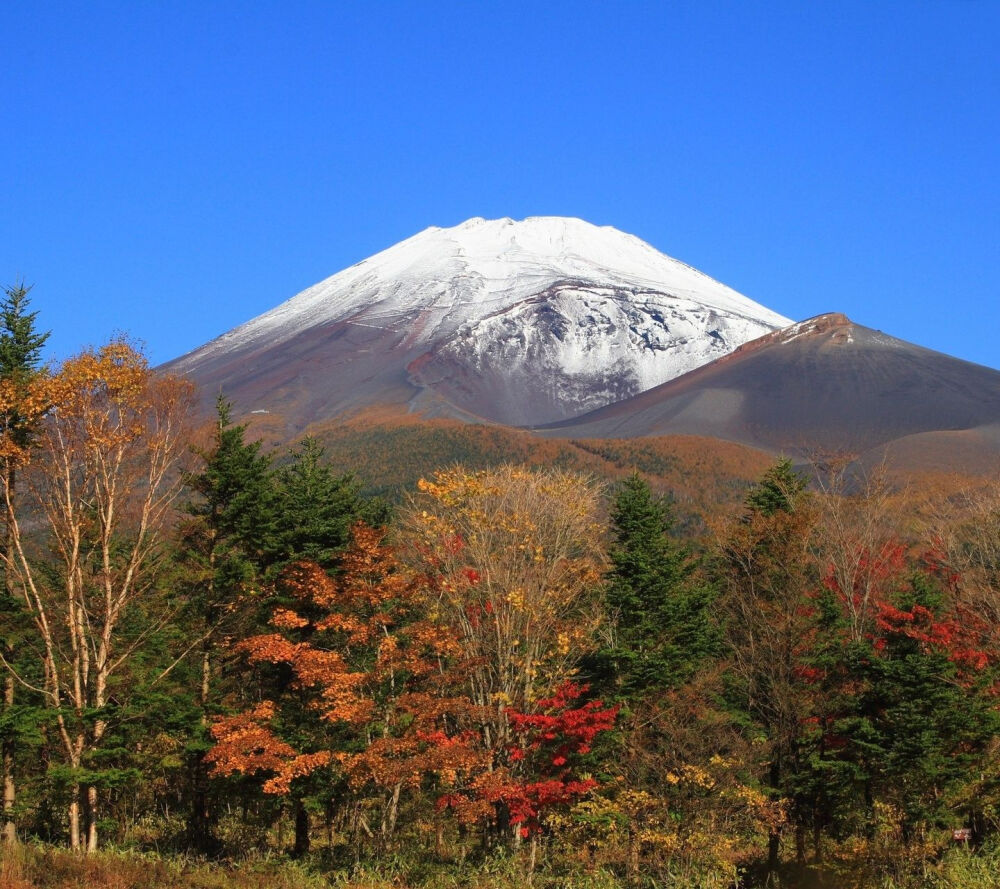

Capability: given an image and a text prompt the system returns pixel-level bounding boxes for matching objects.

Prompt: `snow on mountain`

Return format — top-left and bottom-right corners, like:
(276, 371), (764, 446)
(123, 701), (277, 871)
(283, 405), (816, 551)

(169, 216), (792, 427)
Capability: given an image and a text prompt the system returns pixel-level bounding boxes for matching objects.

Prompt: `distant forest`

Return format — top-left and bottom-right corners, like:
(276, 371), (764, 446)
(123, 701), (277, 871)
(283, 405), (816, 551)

(3, 281), (1000, 889)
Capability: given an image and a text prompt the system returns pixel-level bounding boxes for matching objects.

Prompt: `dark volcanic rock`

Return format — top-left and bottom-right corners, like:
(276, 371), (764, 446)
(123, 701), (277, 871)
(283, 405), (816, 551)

(539, 314), (1000, 458)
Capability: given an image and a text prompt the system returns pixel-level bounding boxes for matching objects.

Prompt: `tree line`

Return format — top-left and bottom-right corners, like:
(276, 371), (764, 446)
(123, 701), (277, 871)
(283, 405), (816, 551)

(2, 282), (1000, 887)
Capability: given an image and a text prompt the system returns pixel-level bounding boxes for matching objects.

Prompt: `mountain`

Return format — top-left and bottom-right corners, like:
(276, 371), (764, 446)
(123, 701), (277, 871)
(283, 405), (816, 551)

(166, 216), (790, 428)
(540, 313), (1000, 460)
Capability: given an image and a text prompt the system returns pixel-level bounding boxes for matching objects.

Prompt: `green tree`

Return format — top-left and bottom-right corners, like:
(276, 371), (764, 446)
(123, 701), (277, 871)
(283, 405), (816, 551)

(0, 279), (49, 845)
(744, 457), (807, 517)
(267, 436), (389, 571)
(595, 472), (711, 699)
(178, 395), (276, 849)
(829, 571), (997, 842)
(720, 459), (818, 875)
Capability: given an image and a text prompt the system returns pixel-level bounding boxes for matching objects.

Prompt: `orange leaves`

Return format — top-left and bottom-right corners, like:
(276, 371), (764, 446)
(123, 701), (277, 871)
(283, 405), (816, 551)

(238, 633), (300, 665)
(207, 702), (297, 780)
(207, 704), (335, 795)
(278, 561), (337, 605)
(209, 522), (460, 795)
(236, 630), (370, 723)
(210, 471), (611, 837)
(270, 608), (309, 630)
(262, 752), (335, 795)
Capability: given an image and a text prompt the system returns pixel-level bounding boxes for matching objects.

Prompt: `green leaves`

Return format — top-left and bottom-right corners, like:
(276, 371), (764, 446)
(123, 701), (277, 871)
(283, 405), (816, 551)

(595, 473), (713, 699)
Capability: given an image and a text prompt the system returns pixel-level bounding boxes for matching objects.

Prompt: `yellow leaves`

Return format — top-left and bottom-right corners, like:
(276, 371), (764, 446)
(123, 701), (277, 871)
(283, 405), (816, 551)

(556, 632), (571, 656)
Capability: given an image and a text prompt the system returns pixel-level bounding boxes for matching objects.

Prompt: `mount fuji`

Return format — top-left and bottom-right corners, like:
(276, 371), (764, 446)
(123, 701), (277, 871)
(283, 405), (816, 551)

(166, 216), (790, 429)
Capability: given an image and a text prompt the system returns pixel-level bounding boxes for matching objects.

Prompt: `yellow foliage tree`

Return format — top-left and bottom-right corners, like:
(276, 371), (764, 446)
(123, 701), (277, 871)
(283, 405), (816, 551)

(0, 340), (193, 851)
(401, 465), (607, 778)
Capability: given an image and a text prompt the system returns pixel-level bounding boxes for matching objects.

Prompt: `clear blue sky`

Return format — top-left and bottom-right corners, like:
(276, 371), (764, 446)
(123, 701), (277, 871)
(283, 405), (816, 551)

(3, 1), (998, 368)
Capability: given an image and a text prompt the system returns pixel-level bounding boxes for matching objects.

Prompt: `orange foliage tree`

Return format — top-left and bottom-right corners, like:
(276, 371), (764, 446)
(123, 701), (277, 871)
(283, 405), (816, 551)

(0, 341), (193, 851)
(207, 523), (490, 845)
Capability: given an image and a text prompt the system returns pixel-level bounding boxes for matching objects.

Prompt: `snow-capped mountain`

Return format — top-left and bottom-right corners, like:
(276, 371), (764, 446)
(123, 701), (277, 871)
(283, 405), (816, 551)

(167, 216), (791, 428)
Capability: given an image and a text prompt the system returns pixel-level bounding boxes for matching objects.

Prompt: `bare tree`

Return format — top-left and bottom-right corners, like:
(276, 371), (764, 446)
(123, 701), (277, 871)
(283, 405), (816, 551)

(813, 458), (901, 643)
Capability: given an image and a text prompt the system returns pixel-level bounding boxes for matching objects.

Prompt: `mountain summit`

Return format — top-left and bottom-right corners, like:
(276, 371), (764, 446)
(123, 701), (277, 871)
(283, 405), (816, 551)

(168, 216), (790, 428)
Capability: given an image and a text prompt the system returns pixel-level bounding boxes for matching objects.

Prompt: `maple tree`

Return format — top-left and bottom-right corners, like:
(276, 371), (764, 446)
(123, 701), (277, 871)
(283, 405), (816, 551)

(208, 523), (485, 848)
(470, 682), (616, 837)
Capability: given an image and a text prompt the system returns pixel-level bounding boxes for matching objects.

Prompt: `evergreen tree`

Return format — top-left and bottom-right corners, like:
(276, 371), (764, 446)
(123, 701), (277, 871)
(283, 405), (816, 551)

(744, 457), (807, 516)
(594, 473), (712, 699)
(0, 280), (49, 845)
(267, 436), (389, 571)
(178, 395), (276, 850)
(830, 571), (998, 840)
(721, 459), (817, 875)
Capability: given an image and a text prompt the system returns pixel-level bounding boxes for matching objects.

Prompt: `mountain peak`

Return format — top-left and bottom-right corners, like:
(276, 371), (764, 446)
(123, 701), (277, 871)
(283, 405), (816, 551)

(167, 218), (791, 428)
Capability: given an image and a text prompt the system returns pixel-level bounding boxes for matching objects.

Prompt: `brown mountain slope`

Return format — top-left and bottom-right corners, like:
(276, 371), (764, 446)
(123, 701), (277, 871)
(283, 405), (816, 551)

(231, 408), (775, 530)
(538, 313), (1000, 459)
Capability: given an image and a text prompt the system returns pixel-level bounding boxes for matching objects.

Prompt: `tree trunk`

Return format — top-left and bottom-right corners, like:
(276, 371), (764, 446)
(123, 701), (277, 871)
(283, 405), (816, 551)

(293, 797), (310, 857)
(68, 789), (81, 850)
(383, 782), (401, 841)
(187, 640), (215, 854)
(2, 472), (17, 846)
(767, 756), (781, 877)
(2, 672), (15, 844)
(86, 785), (98, 852)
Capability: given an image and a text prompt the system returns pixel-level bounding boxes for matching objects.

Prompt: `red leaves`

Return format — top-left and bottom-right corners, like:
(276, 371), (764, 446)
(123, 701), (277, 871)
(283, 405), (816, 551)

(873, 597), (990, 675)
(478, 682), (618, 835)
(507, 682), (618, 763)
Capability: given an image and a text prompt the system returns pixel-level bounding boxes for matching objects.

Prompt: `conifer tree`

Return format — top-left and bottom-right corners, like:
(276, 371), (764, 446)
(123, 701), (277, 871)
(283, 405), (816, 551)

(267, 436), (389, 571)
(721, 458), (817, 875)
(0, 280), (48, 845)
(744, 457), (807, 516)
(179, 395), (276, 848)
(595, 473), (711, 699)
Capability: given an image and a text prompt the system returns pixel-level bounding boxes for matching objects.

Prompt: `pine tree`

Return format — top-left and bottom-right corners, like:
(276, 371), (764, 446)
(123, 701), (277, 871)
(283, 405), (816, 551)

(267, 436), (389, 571)
(744, 457), (806, 516)
(721, 459), (817, 875)
(595, 473), (712, 699)
(0, 280), (49, 845)
(179, 395), (276, 850)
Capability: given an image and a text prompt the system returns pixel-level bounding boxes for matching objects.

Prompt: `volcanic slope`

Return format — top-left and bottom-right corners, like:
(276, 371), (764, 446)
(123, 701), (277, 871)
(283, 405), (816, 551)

(540, 313), (1000, 460)
(166, 216), (790, 429)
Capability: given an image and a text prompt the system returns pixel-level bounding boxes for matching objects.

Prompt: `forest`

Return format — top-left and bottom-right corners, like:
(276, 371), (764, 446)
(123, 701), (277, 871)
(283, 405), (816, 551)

(2, 282), (1000, 889)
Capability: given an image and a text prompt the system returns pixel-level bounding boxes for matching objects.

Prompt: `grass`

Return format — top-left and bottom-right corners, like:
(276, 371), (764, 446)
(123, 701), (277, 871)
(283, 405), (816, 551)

(3, 841), (1000, 889)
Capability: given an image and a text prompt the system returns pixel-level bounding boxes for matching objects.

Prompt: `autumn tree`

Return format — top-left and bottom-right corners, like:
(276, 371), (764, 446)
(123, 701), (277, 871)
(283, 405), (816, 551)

(401, 465), (609, 839)
(718, 459), (819, 874)
(813, 460), (902, 643)
(211, 466), (614, 855)
(0, 279), (49, 844)
(208, 523), (482, 853)
(0, 340), (192, 851)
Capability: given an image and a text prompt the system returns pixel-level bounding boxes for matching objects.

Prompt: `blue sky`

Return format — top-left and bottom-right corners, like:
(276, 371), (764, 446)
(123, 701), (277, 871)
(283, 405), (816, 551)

(2, 1), (998, 368)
